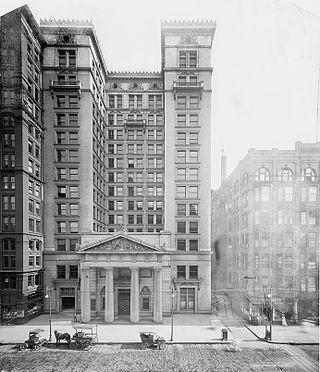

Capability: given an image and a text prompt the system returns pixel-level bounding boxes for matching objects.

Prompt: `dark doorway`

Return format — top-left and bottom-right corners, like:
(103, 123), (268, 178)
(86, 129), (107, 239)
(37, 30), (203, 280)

(61, 297), (75, 309)
(118, 289), (130, 315)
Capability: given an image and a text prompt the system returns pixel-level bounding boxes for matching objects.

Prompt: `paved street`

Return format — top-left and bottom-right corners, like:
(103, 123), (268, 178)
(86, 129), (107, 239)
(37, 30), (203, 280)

(0, 342), (318, 372)
(0, 313), (318, 371)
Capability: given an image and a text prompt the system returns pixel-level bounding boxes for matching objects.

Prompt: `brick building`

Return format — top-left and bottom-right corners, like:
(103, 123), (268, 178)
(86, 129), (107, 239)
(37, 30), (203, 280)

(211, 142), (320, 321)
(0, 6), (215, 323)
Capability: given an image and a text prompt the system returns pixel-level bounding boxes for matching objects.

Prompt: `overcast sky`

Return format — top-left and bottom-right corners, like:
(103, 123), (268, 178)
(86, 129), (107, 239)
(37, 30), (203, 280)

(1, 0), (320, 189)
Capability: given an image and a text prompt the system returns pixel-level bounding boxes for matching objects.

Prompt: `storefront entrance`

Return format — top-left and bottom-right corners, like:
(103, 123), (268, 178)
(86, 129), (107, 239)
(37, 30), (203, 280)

(61, 297), (75, 309)
(118, 289), (130, 315)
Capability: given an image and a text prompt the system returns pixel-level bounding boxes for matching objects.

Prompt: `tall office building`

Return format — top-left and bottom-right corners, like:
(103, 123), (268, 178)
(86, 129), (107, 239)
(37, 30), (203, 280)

(0, 6), (45, 323)
(0, 6), (215, 323)
(211, 142), (320, 320)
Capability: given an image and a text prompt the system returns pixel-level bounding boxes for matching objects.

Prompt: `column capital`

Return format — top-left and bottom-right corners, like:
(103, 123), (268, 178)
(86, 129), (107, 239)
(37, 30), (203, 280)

(130, 266), (139, 272)
(153, 266), (162, 272)
(105, 267), (114, 272)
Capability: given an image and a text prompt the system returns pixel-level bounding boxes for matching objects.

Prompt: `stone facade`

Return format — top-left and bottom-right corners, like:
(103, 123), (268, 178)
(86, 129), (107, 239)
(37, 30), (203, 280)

(0, 6), (215, 323)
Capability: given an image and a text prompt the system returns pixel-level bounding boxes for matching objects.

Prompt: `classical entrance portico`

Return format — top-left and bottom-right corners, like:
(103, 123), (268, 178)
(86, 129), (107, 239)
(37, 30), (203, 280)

(77, 232), (170, 323)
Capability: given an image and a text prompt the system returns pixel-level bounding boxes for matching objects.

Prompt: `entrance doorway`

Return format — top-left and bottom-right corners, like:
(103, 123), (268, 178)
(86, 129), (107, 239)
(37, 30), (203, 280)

(61, 297), (75, 310)
(118, 289), (130, 315)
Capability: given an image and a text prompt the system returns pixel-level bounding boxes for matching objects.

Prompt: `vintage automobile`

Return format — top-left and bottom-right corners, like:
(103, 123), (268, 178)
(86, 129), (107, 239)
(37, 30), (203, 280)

(19, 329), (48, 350)
(71, 324), (98, 350)
(139, 331), (166, 350)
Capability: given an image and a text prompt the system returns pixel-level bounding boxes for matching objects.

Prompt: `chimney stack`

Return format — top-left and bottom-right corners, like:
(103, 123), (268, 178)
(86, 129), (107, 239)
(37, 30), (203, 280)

(221, 149), (226, 185)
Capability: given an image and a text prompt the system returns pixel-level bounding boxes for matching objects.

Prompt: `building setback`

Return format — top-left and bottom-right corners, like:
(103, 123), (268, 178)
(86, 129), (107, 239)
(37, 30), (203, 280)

(0, 5), (215, 323)
(211, 142), (319, 321)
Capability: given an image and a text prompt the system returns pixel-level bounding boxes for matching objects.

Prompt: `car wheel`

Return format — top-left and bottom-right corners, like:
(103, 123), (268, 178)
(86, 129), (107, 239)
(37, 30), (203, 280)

(159, 342), (166, 350)
(19, 343), (28, 351)
(141, 342), (147, 349)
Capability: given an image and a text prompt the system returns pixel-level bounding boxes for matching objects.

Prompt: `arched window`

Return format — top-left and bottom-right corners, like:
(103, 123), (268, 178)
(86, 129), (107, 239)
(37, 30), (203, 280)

(279, 167), (293, 181)
(303, 167), (316, 182)
(255, 167), (270, 182)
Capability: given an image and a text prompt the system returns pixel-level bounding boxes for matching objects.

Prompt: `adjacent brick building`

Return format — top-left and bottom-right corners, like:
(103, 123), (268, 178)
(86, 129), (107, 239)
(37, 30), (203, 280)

(211, 142), (320, 321)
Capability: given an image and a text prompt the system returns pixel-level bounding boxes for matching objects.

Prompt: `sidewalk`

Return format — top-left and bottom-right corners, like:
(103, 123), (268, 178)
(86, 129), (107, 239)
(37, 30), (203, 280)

(0, 313), (318, 345)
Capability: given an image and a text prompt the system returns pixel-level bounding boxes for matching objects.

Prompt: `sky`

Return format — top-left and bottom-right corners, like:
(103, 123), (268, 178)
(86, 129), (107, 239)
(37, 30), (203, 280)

(1, 0), (320, 189)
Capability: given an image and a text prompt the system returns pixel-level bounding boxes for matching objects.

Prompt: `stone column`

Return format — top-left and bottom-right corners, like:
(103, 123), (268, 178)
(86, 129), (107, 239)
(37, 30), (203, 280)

(153, 267), (163, 323)
(130, 267), (139, 323)
(104, 267), (114, 323)
(80, 267), (91, 323)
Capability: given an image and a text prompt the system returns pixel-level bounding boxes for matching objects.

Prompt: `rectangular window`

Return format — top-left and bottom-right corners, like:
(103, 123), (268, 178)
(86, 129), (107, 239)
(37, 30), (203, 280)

(177, 221), (186, 233)
(189, 265), (198, 279)
(57, 265), (66, 279)
(69, 265), (78, 279)
(177, 239), (186, 251)
(177, 96), (187, 109)
(189, 222), (198, 234)
(189, 239), (198, 251)
(177, 265), (186, 279)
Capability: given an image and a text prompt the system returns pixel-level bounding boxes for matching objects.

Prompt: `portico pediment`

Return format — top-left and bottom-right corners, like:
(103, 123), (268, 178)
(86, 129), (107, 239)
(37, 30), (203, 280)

(77, 233), (166, 254)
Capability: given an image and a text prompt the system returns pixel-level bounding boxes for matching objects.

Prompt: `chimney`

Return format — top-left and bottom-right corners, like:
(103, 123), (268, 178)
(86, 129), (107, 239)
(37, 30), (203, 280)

(221, 149), (226, 185)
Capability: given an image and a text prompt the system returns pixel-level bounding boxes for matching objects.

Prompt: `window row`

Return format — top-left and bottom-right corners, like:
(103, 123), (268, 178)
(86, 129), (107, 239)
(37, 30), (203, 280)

(56, 149), (79, 163)
(177, 185), (199, 199)
(177, 203), (199, 216)
(176, 95), (200, 110)
(255, 166), (317, 182)
(176, 265), (198, 280)
(2, 154), (15, 168)
(3, 133), (15, 147)
(56, 167), (79, 180)
(57, 185), (79, 198)
(28, 139), (40, 158)
(28, 159), (41, 177)
(55, 131), (79, 144)
(57, 221), (79, 233)
(56, 238), (79, 251)
(177, 131), (199, 145)
(57, 203), (79, 216)
(176, 167), (199, 181)
(177, 221), (199, 234)
(177, 149), (199, 163)
(29, 218), (41, 233)
(176, 239), (199, 251)
(56, 95), (79, 108)
(2, 217), (15, 231)
(57, 264), (79, 279)
(56, 113), (79, 126)
(28, 180), (42, 197)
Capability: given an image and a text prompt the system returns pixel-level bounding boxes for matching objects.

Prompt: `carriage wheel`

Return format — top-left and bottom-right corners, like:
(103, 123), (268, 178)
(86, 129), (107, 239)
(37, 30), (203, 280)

(84, 339), (92, 350)
(19, 343), (28, 351)
(34, 344), (41, 350)
(159, 342), (166, 350)
(141, 342), (147, 350)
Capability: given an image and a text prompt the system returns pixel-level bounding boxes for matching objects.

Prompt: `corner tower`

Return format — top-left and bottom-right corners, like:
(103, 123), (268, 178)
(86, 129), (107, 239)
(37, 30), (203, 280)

(161, 21), (216, 312)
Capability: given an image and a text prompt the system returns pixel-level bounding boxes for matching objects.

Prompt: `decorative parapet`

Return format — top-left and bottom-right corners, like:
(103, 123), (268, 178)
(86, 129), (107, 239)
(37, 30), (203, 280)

(40, 18), (93, 27)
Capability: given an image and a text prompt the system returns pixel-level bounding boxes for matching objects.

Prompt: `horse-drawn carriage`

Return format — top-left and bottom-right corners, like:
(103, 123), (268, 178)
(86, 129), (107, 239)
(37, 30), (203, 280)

(54, 324), (98, 350)
(19, 329), (48, 350)
(139, 331), (166, 350)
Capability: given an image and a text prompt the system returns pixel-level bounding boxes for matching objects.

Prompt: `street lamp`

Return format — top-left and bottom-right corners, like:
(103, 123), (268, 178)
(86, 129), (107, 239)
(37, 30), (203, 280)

(170, 286), (175, 341)
(45, 286), (52, 341)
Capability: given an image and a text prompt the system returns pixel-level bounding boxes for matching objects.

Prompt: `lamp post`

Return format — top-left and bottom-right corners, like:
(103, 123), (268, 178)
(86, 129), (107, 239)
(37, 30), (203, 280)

(170, 286), (175, 341)
(45, 286), (52, 341)
(266, 290), (272, 341)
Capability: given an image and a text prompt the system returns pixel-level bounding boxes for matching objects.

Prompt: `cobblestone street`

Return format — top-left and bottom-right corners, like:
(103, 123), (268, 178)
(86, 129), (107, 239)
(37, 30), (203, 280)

(0, 343), (318, 372)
